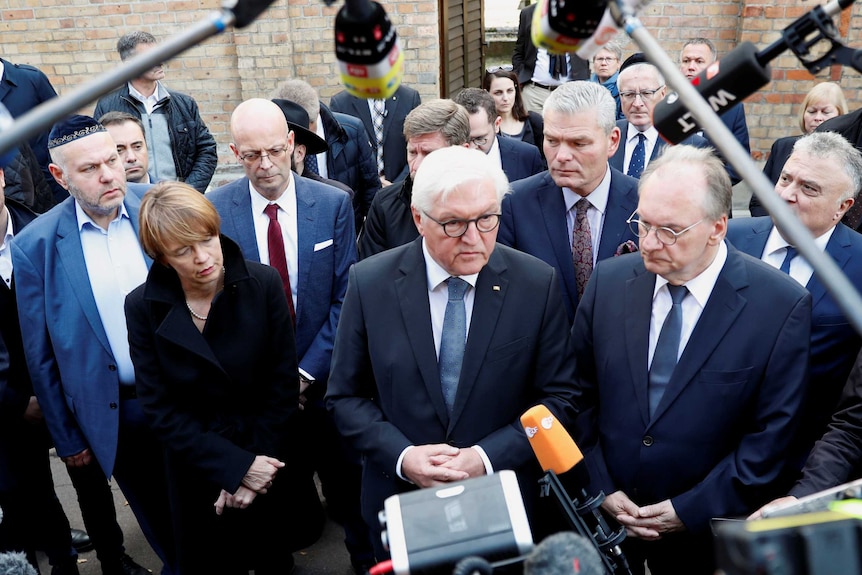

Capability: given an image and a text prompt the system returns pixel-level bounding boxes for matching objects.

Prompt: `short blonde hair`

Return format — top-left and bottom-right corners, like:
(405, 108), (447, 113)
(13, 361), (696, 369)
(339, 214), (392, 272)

(138, 181), (221, 263)
(799, 82), (848, 133)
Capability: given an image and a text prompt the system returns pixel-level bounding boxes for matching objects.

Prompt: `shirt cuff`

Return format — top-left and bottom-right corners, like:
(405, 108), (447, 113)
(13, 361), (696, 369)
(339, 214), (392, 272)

(471, 445), (493, 475)
(396, 445), (415, 482)
(298, 368), (315, 383)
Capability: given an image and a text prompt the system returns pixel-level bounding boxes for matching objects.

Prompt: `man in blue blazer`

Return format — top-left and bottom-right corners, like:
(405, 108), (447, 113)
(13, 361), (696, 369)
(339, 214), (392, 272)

(11, 117), (175, 574)
(326, 146), (579, 560)
(727, 131), (862, 466)
(207, 99), (366, 568)
(330, 84), (422, 185)
(498, 81), (639, 324)
(453, 88), (545, 183)
(610, 63), (710, 177)
(573, 145), (810, 574)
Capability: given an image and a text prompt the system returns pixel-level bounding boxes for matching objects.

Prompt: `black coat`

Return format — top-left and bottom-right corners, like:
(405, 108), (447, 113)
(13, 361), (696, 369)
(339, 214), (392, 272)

(357, 176), (417, 260)
(125, 237), (323, 571)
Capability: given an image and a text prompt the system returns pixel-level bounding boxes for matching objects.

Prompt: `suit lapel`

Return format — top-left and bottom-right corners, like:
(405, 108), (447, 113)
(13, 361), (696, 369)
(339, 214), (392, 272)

(395, 241), (450, 427)
(538, 175), (578, 302)
(449, 251), (508, 430)
(808, 224), (852, 309)
(226, 179), (261, 261)
(156, 303), (228, 372)
(650, 139), (666, 162)
(597, 172), (637, 260)
(294, 179), (317, 321)
(353, 98), (375, 145)
(650, 247), (747, 424)
(624, 266), (654, 426)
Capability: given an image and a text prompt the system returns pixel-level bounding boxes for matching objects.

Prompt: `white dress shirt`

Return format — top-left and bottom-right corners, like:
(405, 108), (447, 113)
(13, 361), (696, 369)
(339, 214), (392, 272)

(762, 225), (833, 287)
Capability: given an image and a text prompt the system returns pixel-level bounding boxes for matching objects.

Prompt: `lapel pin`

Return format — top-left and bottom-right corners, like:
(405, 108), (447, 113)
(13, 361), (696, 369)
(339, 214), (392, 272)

(492, 285), (501, 291)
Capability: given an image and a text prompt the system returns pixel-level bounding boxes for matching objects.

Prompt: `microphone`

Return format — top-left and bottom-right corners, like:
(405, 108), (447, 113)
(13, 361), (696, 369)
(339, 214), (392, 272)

(335, 0), (404, 99)
(0, 552), (38, 575)
(520, 405), (631, 575)
(523, 532), (605, 575)
(529, 0), (608, 55)
(653, 0), (858, 144)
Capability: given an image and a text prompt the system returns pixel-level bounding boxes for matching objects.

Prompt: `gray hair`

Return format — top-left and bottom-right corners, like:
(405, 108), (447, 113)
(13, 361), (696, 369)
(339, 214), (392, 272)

(543, 81), (617, 135)
(411, 146), (510, 214)
(403, 100), (471, 146)
(594, 41), (623, 62)
(117, 31), (157, 61)
(682, 37), (717, 61)
(640, 145), (730, 219)
(792, 131), (862, 202)
(271, 80), (320, 123)
(617, 63), (665, 91)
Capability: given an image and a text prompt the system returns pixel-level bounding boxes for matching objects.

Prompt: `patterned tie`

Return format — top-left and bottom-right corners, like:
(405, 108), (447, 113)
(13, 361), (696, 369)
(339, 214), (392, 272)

(264, 204), (296, 325)
(627, 133), (647, 178)
(779, 246), (797, 275)
(304, 151), (320, 176)
(372, 99), (386, 175)
(648, 284), (688, 418)
(439, 277), (469, 414)
(572, 198), (594, 300)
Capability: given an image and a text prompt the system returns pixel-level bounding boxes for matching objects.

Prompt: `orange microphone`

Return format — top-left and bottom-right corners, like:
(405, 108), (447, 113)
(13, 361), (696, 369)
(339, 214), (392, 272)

(520, 404), (583, 475)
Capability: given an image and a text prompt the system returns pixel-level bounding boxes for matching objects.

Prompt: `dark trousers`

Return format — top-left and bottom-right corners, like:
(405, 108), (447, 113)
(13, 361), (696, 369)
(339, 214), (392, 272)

(65, 459), (125, 565)
(622, 531), (716, 575)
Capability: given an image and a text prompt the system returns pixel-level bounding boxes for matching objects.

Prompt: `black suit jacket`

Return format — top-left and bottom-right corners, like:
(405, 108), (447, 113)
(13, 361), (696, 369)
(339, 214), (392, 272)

(330, 86), (422, 183)
(326, 239), (579, 534)
(512, 4), (589, 85)
(498, 135), (545, 182)
(749, 135), (800, 217)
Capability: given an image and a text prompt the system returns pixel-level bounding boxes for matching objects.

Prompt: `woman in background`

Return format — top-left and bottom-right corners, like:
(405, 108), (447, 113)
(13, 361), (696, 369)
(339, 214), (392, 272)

(483, 67), (544, 157)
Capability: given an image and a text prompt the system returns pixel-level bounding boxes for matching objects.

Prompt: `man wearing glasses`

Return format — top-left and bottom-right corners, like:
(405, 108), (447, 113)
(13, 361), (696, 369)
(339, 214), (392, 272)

(610, 63), (708, 178)
(571, 145), (811, 575)
(327, 146), (579, 561)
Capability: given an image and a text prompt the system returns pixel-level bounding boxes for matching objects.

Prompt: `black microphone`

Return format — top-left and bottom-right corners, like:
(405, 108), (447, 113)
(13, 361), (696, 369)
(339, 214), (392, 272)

(335, 0), (404, 99)
(0, 551), (38, 575)
(523, 532), (605, 575)
(229, 0), (280, 28)
(530, 0), (608, 54)
(653, 0), (858, 144)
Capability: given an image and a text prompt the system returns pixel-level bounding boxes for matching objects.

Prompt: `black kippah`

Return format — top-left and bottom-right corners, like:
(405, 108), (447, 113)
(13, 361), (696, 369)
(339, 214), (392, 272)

(47, 115), (106, 149)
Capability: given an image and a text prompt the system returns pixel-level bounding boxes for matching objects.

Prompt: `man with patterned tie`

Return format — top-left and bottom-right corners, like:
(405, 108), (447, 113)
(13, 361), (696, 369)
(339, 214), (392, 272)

(727, 131), (862, 468)
(609, 63), (709, 178)
(326, 146), (579, 561)
(498, 81), (640, 324)
(207, 98), (365, 570)
(572, 145), (811, 575)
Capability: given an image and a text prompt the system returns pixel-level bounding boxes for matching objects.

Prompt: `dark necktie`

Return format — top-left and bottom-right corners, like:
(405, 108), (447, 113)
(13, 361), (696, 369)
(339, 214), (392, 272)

(627, 133), (647, 178)
(264, 203), (296, 325)
(439, 277), (468, 414)
(372, 99), (386, 175)
(649, 284), (688, 418)
(549, 54), (567, 79)
(780, 246), (797, 275)
(305, 151), (320, 176)
(572, 198), (594, 300)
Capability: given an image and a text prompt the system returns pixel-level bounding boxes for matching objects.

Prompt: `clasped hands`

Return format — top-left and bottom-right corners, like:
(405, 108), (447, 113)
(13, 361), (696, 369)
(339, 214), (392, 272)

(602, 491), (685, 540)
(214, 455), (284, 515)
(401, 443), (486, 488)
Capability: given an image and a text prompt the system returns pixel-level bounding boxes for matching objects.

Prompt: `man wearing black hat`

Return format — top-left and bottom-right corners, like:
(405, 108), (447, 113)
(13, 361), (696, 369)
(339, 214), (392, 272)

(11, 115), (176, 575)
(208, 98), (368, 569)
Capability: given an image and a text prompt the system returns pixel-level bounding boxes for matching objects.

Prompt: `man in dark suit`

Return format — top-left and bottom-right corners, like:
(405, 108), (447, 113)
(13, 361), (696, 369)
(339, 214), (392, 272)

(12, 116), (176, 575)
(453, 88), (545, 183)
(610, 63), (709, 177)
(573, 145), (811, 574)
(727, 131), (862, 467)
(207, 98), (368, 571)
(498, 81), (640, 324)
(680, 38), (750, 185)
(326, 146), (579, 560)
(0, 166), (80, 574)
(358, 99), (471, 260)
(512, 4), (590, 113)
(330, 84), (422, 186)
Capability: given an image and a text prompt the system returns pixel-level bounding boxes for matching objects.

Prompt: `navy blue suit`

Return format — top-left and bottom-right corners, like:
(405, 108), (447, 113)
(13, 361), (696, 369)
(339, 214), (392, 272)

(572, 245), (810, 572)
(727, 217), (862, 461)
(610, 121), (710, 175)
(706, 104), (750, 186)
(498, 135), (545, 182)
(498, 168), (639, 323)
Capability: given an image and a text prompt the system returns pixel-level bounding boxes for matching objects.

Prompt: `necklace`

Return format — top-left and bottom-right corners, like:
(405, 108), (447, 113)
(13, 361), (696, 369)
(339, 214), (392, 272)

(185, 300), (208, 321)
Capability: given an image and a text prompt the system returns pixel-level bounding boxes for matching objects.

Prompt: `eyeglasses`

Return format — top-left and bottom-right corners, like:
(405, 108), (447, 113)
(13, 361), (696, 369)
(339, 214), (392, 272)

(238, 146), (288, 165)
(422, 212), (501, 238)
(469, 136), (491, 147)
(626, 211), (705, 246)
(486, 65), (513, 73)
(619, 87), (664, 102)
(594, 57), (618, 63)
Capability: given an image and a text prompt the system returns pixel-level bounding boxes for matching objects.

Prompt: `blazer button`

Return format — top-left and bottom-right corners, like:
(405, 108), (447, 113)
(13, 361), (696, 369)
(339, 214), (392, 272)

(642, 435), (654, 446)
(108, 364), (117, 371)
(109, 402), (118, 409)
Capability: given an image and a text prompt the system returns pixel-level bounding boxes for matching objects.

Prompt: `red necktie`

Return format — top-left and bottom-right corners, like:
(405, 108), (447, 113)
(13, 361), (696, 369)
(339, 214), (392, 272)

(264, 203), (296, 324)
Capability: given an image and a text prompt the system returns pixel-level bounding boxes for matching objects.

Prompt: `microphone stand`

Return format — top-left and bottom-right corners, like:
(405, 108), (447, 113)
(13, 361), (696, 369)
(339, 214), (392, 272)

(610, 0), (862, 339)
(0, 0), (277, 159)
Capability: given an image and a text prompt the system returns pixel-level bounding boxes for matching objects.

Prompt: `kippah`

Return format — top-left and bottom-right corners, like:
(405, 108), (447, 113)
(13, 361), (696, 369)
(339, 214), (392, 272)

(47, 115), (106, 149)
(619, 52), (648, 72)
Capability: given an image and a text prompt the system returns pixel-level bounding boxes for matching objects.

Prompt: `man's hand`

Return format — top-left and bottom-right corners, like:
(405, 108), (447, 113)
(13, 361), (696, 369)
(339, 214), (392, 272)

(748, 496), (798, 520)
(402, 444), (468, 488)
(627, 499), (685, 538)
(242, 455), (284, 493)
(214, 486), (259, 515)
(62, 448), (93, 468)
(23, 396), (43, 423)
(602, 490), (660, 540)
(380, 176), (392, 187)
(438, 447), (486, 478)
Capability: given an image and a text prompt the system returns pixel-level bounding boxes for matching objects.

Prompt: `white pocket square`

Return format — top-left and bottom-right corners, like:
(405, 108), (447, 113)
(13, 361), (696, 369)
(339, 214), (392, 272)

(313, 239), (334, 251)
